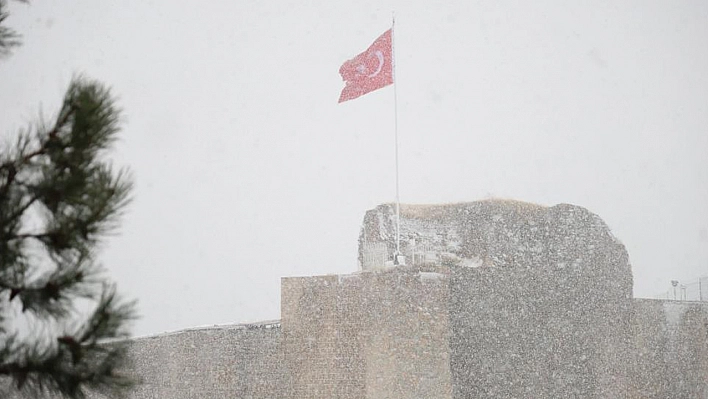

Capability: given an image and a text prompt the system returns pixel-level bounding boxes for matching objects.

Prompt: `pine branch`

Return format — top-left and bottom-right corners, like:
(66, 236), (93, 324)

(76, 285), (137, 344)
(1, 195), (39, 229)
(1, 75), (139, 398)
(0, 286), (137, 399)
(0, 341), (135, 399)
(0, 111), (70, 175)
(0, 1), (28, 58)
(0, 1), (20, 57)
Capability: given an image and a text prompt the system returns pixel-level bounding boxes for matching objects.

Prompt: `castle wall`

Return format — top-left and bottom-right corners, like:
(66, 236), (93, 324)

(110, 274), (704, 399)
(628, 299), (708, 398)
(6, 272), (706, 399)
(447, 268), (708, 399)
(281, 269), (453, 399)
(3, 321), (286, 399)
(449, 266), (634, 399)
(281, 275), (356, 399)
(118, 322), (285, 399)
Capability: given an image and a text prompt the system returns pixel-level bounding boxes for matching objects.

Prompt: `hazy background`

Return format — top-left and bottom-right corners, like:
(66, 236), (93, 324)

(1, 0), (706, 336)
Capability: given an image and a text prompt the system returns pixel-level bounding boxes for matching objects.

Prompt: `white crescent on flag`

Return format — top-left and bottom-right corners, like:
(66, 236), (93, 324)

(368, 51), (385, 77)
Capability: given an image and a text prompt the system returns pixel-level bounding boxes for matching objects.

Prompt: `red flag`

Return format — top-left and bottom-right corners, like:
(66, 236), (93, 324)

(338, 29), (393, 103)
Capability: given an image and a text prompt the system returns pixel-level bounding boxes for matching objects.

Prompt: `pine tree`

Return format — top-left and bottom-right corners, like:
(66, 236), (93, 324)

(0, 0), (25, 58)
(1, 1), (138, 398)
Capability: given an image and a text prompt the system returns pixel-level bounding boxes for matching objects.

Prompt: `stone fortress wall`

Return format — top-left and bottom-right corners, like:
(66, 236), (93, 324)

(283, 267), (708, 399)
(5, 321), (286, 399)
(281, 270), (452, 399)
(448, 267), (708, 398)
(92, 267), (707, 399)
(7, 200), (707, 398)
(120, 321), (285, 399)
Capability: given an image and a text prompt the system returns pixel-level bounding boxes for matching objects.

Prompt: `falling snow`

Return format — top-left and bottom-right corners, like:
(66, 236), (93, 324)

(7, 200), (705, 398)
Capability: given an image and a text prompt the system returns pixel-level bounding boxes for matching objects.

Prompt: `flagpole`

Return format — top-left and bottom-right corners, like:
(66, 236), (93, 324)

(391, 13), (401, 264)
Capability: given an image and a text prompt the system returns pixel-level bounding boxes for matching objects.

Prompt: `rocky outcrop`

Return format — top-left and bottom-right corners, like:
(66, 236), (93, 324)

(359, 200), (633, 298)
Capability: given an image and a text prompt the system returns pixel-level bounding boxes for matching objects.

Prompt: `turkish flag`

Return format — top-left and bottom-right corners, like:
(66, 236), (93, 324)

(338, 29), (393, 103)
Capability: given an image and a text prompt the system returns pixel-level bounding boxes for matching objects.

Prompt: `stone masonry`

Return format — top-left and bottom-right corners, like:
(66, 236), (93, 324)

(282, 270), (452, 399)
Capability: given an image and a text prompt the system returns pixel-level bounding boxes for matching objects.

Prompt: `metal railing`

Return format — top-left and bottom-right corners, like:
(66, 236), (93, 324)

(653, 276), (708, 301)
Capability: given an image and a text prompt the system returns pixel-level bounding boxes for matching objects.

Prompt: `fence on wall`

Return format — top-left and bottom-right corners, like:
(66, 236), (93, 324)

(361, 242), (446, 270)
(653, 276), (708, 301)
(361, 242), (389, 270)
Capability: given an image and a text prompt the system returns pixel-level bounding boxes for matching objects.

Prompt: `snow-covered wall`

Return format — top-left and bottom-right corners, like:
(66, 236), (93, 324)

(280, 268), (707, 399)
(112, 322), (285, 399)
(629, 299), (708, 398)
(450, 265), (633, 398)
(281, 271), (452, 399)
(4, 321), (287, 399)
(9, 275), (705, 399)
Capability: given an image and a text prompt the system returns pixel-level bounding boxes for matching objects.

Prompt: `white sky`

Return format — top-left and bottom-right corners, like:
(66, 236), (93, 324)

(1, 0), (706, 336)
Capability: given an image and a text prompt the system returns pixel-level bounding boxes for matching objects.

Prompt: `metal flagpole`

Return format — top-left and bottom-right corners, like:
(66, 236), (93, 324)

(391, 13), (401, 264)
